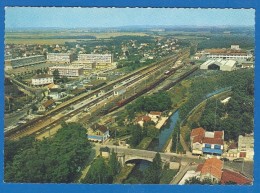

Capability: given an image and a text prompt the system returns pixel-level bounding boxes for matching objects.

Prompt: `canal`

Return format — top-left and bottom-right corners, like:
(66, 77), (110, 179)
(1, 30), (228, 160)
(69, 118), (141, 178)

(124, 110), (180, 183)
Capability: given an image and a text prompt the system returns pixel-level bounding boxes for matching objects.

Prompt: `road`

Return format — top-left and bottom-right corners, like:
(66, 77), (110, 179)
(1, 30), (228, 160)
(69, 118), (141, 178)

(95, 144), (253, 178)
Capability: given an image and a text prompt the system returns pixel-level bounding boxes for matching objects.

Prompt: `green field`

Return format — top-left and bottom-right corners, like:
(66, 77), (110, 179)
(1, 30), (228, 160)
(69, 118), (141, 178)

(5, 31), (149, 44)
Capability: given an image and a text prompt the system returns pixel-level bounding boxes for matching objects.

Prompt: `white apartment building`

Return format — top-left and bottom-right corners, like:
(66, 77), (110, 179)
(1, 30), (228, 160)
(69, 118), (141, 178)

(32, 74), (54, 86)
(78, 54), (112, 64)
(48, 66), (84, 77)
(47, 53), (73, 63)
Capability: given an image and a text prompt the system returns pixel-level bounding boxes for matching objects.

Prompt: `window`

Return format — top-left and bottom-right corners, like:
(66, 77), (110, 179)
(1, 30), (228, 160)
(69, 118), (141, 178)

(205, 144), (211, 148)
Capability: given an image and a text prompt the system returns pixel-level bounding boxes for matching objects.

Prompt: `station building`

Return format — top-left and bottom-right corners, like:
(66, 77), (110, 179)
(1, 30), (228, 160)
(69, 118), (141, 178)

(200, 59), (237, 71)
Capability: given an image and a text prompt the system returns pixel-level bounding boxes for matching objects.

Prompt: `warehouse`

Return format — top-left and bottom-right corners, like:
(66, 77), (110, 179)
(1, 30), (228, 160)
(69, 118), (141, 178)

(200, 59), (237, 71)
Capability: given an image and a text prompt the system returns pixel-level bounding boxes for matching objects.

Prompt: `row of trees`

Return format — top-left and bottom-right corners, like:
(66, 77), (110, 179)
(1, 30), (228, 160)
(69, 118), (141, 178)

(82, 150), (121, 184)
(5, 122), (93, 183)
(197, 34), (254, 50)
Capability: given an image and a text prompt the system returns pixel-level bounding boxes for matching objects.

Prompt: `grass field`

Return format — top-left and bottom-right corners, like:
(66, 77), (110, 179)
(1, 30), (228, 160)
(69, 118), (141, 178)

(5, 31), (149, 44)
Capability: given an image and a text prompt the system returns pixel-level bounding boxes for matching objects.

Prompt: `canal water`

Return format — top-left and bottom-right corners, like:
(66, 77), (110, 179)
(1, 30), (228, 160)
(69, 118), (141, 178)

(124, 111), (180, 183)
(148, 110), (179, 152)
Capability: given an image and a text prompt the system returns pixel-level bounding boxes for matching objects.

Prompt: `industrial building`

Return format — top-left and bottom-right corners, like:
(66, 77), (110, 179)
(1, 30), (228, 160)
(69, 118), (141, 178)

(48, 66), (84, 77)
(204, 48), (252, 61)
(5, 55), (46, 70)
(47, 53), (73, 63)
(200, 59), (237, 71)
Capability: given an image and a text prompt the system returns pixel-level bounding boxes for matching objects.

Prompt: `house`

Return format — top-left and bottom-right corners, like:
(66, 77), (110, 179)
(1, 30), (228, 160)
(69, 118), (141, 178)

(38, 99), (55, 112)
(238, 134), (254, 160)
(192, 158), (252, 184)
(136, 115), (152, 127)
(225, 142), (239, 159)
(48, 88), (62, 100)
(148, 111), (162, 119)
(87, 123), (110, 143)
(196, 158), (223, 183)
(190, 128), (224, 155)
(190, 128), (205, 155)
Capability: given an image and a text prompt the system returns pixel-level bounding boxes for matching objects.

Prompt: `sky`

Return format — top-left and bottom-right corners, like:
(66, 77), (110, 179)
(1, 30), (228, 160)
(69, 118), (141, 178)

(5, 7), (255, 28)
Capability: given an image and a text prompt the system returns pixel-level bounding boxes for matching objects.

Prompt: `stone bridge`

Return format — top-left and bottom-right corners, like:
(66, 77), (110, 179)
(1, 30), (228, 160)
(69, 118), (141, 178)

(99, 145), (180, 166)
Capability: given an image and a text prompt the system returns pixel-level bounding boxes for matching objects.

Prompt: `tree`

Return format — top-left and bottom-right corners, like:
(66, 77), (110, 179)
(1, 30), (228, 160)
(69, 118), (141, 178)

(143, 152), (162, 184)
(185, 176), (214, 185)
(83, 157), (113, 184)
(52, 69), (60, 83)
(109, 150), (121, 176)
(5, 123), (92, 183)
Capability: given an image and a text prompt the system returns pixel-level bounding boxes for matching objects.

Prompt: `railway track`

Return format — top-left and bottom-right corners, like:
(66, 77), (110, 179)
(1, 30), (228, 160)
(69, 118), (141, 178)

(106, 66), (199, 114)
(5, 54), (182, 140)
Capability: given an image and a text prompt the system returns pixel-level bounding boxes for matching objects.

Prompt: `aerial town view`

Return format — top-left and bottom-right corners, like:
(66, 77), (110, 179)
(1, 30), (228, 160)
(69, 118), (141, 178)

(4, 8), (254, 184)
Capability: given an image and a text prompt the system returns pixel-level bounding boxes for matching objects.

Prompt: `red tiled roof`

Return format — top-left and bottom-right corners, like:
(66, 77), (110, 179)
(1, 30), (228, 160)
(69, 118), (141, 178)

(191, 127), (205, 138)
(149, 111), (162, 116)
(201, 158), (223, 180)
(193, 135), (204, 143)
(214, 131), (224, 139)
(143, 116), (151, 122)
(196, 164), (204, 172)
(221, 169), (252, 185)
(202, 137), (224, 145)
(137, 115), (151, 122)
(228, 142), (238, 150)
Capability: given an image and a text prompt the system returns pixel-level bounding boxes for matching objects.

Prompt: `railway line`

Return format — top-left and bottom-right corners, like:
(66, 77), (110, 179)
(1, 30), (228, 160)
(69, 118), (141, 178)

(105, 66), (198, 114)
(5, 53), (185, 140)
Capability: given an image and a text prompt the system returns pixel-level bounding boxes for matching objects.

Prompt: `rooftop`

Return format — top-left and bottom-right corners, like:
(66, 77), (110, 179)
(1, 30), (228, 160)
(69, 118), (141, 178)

(199, 158), (223, 180)
(221, 169), (252, 185)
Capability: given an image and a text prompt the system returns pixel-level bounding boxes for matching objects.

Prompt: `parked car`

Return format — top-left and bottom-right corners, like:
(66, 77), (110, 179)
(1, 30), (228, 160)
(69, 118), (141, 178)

(232, 158), (244, 162)
(220, 157), (230, 162)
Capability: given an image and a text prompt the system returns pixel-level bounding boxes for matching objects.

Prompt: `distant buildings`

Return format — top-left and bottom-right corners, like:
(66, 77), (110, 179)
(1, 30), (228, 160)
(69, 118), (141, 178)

(204, 48), (252, 61)
(47, 53), (73, 63)
(200, 59), (237, 71)
(48, 66), (84, 77)
(5, 55), (45, 70)
(190, 127), (224, 156)
(31, 74), (54, 86)
(87, 123), (110, 143)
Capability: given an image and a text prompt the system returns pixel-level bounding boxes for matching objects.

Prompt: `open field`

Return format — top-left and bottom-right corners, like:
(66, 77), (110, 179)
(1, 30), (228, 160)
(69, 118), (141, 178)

(5, 31), (149, 44)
